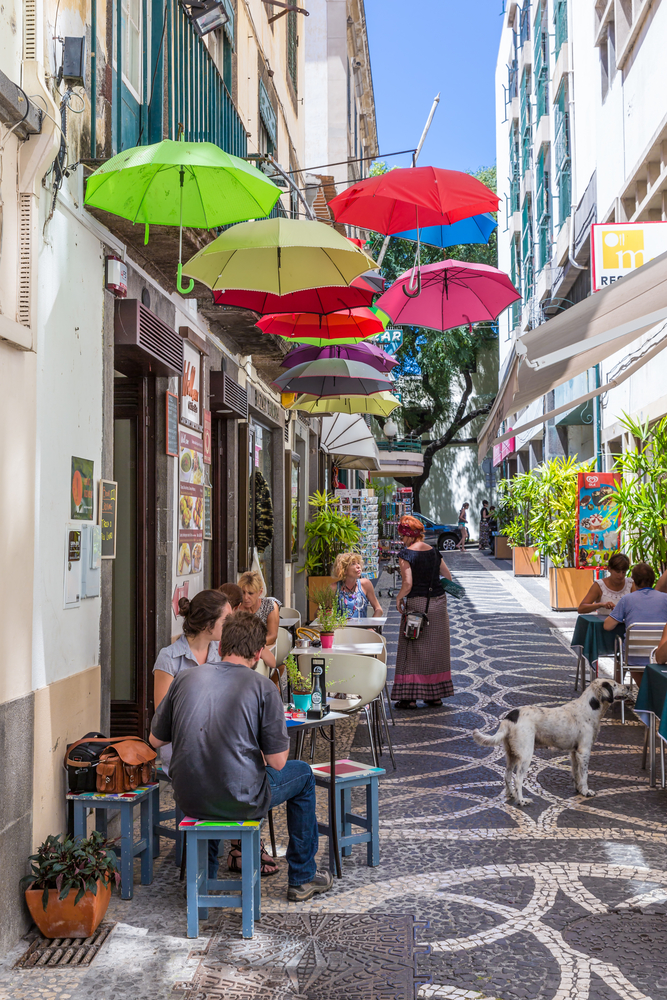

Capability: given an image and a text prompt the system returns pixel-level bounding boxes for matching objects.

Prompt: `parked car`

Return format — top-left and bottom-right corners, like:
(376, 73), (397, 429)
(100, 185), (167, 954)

(411, 513), (462, 551)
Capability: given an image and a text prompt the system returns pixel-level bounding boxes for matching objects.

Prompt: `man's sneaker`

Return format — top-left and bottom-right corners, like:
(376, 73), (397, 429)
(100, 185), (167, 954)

(287, 868), (333, 902)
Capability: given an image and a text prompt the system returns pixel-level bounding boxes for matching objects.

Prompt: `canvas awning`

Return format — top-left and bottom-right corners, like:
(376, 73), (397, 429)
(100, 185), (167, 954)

(478, 249), (667, 461)
(319, 413), (382, 471)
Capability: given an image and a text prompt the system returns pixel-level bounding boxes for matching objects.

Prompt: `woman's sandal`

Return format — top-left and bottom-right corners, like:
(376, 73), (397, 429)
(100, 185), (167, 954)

(228, 839), (279, 877)
(425, 699), (443, 706)
(394, 700), (418, 709)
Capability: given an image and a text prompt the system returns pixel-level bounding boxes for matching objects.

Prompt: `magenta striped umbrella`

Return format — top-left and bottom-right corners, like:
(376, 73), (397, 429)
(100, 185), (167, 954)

(280, 342), (398, 374)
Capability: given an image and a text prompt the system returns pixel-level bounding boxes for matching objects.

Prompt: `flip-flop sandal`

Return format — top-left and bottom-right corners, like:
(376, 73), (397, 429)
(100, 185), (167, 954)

(394, 701), (418, 709)
(228, 839), (279, 877)
(425, 699), (443, 706)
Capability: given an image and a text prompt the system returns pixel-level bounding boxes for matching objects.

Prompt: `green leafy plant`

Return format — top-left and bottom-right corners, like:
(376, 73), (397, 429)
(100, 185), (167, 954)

(528, 456), (595, 568)
(316, 604), (350, 634)
(611, 413), (667, 573)
(284, 653), (311, 694)
(20, 831), (119, 911)
(303, 490), (361, 576)
(496, 471), (540, 547)
(307, 581), (336, 611)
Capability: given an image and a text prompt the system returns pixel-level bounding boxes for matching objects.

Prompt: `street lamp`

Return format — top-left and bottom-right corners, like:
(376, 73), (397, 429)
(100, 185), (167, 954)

(383, 418), (398, 441)
(181, 0), (229, 37)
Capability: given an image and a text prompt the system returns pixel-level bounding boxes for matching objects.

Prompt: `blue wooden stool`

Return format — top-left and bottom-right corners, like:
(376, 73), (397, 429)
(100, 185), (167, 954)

(179, 817), (261, 939)
(67, 785), (156, 900)
(154, 769), (184, 863)
(311, 759), (385, 870)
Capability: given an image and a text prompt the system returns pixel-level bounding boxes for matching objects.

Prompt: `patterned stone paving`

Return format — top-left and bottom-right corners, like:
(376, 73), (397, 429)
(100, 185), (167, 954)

(2, 551), (666, 999)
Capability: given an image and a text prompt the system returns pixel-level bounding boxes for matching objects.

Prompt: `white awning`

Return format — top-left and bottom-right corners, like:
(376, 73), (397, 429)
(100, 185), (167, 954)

(478, 248), (667, 460)
(373, 451), (424, 477)
(319, 413), (381, 471)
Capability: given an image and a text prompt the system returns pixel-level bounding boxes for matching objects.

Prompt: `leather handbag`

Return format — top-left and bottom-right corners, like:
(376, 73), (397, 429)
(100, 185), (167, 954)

(65, 734), (157, 794)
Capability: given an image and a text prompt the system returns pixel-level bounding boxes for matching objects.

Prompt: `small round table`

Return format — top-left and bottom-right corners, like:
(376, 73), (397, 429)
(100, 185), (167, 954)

(570, 613), (625, 690)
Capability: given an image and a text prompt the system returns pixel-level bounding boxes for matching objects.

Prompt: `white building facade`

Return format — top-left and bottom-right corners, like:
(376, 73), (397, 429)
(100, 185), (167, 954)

(493, 0), (667, 474)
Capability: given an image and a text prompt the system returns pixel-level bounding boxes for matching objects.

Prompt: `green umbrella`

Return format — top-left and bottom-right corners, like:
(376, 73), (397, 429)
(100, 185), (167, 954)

(84, 138), (281, 294)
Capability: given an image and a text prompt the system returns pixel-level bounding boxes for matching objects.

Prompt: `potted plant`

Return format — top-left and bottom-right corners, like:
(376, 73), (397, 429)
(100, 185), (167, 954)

(611, 413), (667, 573)
(285, 653), (313, 711)
(528, 456), (596, 610)
(21, 831), (119, 939)
(497, 471), (541, 575)
(315, 604), (349, 649)
(304, 491), (360, 618)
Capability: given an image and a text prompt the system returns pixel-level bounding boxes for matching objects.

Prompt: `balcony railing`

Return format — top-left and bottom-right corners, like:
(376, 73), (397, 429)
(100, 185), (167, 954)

(377, 440), (424, 452)
(166, 0), (247, 156)
(554, 0), (568, 58)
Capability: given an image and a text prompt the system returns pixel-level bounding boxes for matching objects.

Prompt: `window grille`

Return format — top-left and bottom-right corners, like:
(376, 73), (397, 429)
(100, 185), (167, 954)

(554, 84), (571, 226)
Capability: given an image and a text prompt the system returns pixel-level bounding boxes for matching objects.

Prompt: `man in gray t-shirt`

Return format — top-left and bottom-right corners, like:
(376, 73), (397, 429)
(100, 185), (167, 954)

(150, 611), (333, 903)
(605, 562), (667, 632)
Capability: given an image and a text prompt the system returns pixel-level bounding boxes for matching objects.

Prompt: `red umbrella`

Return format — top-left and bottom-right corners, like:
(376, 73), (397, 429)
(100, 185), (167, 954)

(256, 308), (384, 342)
(281, 342), (398, 373)
(212, 273), (379, 316)
(376, 260), (520, 332)
(328, 166), (499, 235)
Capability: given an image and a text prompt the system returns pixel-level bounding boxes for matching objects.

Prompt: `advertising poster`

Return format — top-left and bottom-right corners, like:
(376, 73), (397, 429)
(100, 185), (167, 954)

(575, 472), (622, 569)
(180, 340), (202, 430)
(591, 222), (667, 291)
(177, 430), (204, 577)
(71, 457), (94, 520)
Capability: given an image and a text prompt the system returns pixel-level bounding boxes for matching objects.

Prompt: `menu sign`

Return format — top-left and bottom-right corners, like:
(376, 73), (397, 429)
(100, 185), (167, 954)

(178, 429), (204, 577)
(575, 472), (622, 569)
(203, 484), (212, 540)
(166, 392), (179, 456)
(180, 341), (202, 430)
(71, 457), (94, 520)
(203, 410), (211, 464)
(99, 480), (118, 559)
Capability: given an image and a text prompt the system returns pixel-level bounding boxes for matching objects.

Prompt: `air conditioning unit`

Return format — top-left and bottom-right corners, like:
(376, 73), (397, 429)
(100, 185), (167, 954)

(114, 299), (183, 377)
(210, 370), (248, 419)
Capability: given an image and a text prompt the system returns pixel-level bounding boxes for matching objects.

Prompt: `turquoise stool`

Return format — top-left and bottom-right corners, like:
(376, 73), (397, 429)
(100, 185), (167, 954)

(311, 759), (385, 870)
(67, 785), (156, 900)
(179, 817), (261, 939)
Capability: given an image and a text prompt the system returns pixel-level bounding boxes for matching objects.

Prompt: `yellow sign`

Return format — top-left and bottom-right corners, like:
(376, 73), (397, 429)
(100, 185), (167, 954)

(592, 222), (667, 291)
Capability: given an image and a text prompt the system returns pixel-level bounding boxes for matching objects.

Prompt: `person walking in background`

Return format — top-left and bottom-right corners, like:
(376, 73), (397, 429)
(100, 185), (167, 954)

(392, 515), (454, 709)
(578, 553), (632, 615)
(333, 552), (384, 619)
(488, 506), (498, 555)
(457, 502), (470, 551)
(478, 500), (491, 551)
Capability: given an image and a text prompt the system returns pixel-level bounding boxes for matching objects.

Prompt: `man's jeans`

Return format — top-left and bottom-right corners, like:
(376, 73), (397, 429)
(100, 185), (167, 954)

(207, 760), (319, 886)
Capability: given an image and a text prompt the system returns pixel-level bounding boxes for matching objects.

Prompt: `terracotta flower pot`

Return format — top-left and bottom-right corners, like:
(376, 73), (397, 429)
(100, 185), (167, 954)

(25, 879), (112, 939)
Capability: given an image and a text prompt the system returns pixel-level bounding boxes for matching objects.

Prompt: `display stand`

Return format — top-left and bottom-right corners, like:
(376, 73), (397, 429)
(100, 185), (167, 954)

(378, 487), (413, 598)
(334, 488), (379, 580)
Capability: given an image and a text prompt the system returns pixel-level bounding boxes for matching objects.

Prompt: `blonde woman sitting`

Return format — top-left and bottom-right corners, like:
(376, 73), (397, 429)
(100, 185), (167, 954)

(238, 570), (280, 674)
(333, 553), (383, 619)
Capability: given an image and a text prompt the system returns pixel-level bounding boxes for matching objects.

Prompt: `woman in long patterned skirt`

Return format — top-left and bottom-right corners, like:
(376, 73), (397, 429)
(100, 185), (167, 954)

(391, 515), (454, 709)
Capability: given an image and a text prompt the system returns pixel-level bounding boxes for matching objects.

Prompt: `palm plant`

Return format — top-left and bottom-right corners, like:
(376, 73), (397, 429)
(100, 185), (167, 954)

(303, 490), (361, 576)
(496, 471), (540, 547)
(612, 414), (667, 573)
(529, 456), (595, 568)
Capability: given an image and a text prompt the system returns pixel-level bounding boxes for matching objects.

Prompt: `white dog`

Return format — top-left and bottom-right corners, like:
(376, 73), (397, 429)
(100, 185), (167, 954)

(472, 679), (629, 806)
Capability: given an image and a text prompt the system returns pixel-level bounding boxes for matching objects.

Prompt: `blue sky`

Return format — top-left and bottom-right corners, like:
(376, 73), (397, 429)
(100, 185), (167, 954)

(365, 0), (504, 173)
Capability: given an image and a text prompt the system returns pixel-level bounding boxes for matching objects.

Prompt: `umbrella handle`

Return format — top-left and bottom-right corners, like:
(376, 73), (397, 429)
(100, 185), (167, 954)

(177, 261), (195, 295)
(402, 270), (421, 298)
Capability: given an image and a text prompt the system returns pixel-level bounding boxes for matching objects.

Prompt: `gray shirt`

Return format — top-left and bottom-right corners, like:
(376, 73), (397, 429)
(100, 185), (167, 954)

(151, 661), (290, 821)
(609, 588), (667, 629)
(153, 635), (222, 774)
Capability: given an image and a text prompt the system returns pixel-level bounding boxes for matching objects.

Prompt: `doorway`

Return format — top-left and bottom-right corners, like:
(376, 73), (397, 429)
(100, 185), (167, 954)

(111, 376), (157, 737)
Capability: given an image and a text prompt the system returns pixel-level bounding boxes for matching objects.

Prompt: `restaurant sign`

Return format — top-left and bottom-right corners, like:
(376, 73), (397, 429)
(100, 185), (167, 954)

(180, 340), (202, 430)
(591, 222), (667, 292)
(177, 430), (204, 577)
(575, 472), (622, 569)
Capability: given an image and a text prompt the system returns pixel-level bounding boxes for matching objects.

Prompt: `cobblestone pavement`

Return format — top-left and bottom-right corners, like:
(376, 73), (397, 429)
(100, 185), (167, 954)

(2, 552), (666, 1000)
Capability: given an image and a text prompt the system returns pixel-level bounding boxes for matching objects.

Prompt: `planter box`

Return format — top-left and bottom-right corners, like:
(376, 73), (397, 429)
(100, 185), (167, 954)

(307, 576), (336, 621)
(549, 567), (595, 611)
(513, 546), (541, 577)
(25, 880), (111, 939)
(494, 536), (512, 560)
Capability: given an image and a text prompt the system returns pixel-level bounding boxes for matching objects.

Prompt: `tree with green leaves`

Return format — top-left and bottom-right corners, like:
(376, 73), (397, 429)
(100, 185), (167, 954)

(366, 165), (499, 512)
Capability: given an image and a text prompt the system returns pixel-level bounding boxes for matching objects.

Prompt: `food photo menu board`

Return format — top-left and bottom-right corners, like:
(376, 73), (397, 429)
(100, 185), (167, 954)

(575, 472), (622, 569)
(177, 429), (204, 577)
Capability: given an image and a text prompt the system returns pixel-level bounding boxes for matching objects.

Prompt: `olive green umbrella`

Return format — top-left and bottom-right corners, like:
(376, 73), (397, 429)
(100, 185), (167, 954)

(289, 391), (401, 416)
(84, 138), (281, 293)
(182, 217), (378, 294)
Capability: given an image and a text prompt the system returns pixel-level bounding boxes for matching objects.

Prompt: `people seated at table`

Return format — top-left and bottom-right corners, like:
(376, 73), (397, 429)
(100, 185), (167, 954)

(239, 570), (279, 673)
(578, 553), (632, 615)
(149, 611), (333, 901)
(217, 582), (243, 609)
(392, 514), (454, 709)
(333, 552), (383, 619)
(656, 569), (667, 594)
(654, 622), (667, 663)
(603, 562), (667, 631)
(152, 590), (231, 775)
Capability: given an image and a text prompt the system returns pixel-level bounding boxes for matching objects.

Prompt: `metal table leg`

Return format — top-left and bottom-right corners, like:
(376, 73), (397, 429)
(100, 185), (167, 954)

(649, 713), (657, 788)
(322, 723), (342, 879)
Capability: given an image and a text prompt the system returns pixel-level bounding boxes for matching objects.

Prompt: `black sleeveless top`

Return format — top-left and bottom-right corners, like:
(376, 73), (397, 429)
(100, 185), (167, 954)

(399, 546), (444, 598)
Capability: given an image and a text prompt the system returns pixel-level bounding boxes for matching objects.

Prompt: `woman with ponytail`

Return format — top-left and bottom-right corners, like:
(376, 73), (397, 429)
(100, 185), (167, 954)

(152, 589), (231, 774)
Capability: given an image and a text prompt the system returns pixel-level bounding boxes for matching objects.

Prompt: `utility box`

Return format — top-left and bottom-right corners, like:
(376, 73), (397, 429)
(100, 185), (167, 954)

(62, 37), (86, 88)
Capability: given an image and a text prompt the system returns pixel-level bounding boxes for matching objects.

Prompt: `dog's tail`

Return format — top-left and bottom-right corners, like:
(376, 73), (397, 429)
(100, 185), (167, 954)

(472, 723), (509, 747)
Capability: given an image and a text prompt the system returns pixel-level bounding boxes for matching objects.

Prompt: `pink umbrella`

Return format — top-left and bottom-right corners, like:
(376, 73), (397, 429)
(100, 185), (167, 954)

(375, 260), (520, 332)
(281, 342), (398, 373)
